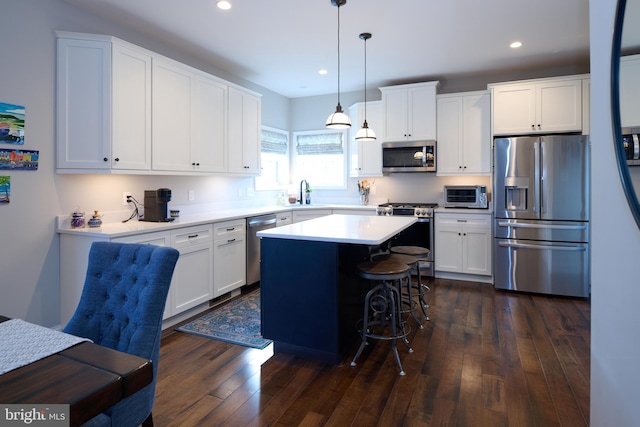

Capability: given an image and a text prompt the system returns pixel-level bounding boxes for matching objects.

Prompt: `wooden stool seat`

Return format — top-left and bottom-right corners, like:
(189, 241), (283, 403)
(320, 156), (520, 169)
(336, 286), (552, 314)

(390, 245), (430, 258)
(357, 259), (410, 279)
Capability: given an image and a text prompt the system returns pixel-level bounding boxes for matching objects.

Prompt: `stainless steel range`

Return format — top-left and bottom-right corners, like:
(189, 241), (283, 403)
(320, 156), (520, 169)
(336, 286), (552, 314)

(376, 202), (437, 277)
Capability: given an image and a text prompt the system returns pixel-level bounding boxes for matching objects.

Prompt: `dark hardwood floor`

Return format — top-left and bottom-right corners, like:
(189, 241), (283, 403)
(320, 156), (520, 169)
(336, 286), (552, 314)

(153, 279), (590, 426)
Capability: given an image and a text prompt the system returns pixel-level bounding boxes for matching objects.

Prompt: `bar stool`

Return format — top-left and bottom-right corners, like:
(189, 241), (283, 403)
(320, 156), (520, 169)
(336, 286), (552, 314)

(351, 258), (413, 376)
(390, 245), (431, 321)
(372, 253), (425, 328)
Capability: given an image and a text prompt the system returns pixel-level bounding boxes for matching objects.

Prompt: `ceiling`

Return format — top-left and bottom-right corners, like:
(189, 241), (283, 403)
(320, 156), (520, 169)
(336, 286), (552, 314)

(63, 0), (591, 99)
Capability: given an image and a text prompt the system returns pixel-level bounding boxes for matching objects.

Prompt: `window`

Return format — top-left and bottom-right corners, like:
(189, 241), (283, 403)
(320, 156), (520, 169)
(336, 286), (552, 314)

(293, 129), (347, 189)
(255, 126), (289, 190)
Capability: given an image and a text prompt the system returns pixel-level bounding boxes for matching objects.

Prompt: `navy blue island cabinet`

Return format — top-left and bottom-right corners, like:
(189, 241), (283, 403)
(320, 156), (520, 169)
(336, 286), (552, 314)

(258, 214), (417, 365)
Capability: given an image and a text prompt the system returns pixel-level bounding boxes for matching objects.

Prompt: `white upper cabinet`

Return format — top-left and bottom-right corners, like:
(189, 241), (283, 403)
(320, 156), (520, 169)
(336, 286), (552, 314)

(227, 86), (262, 175)
(437, 91), (491, 175)
(620, 55), (640, 128)
(380, 82), (439, 142)
(491, 77), (583, 135)
(57, 34), (152, 172)
(348, 101), (382, 177)
(56, 32), (260, 176)
(152, 58), (228, 173)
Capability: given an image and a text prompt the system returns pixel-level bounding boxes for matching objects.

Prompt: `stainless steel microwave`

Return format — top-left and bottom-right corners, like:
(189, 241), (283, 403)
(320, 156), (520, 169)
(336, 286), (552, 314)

(382, 140), (436, 173)
(622, 127), (640, 166)
(444, 185), (488, 209)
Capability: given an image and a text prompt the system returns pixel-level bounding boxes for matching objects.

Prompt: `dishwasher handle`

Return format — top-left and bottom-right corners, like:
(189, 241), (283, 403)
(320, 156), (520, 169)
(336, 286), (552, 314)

(248, 217), (277, 227)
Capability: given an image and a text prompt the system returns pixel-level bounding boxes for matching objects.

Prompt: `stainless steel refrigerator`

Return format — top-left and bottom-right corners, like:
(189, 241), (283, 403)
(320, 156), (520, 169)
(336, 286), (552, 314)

(493, 135), (590, 297)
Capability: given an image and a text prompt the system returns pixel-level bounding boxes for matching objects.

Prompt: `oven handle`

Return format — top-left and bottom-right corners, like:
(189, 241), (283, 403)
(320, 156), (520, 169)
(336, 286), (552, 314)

(497, 221), (587, 231)
(497, 241), (586, 251)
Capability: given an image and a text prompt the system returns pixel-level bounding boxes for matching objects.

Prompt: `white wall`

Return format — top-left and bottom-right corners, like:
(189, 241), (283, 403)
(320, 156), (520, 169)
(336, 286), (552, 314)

(590, 0), (640, 425)
(0, 0), (289, 326)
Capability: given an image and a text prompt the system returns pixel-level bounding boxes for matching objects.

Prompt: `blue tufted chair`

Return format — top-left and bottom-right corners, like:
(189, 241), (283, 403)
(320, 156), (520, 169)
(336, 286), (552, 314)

(63, 241), (179, 427)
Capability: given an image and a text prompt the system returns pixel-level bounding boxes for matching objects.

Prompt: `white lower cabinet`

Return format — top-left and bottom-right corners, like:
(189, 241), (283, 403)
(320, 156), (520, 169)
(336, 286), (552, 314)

(213, 219), (246, 297)
(169, 225), (214, 317)
(292, 209), (333, 223)
(276, 211), (293, 226)
(435, 212), (492, 276)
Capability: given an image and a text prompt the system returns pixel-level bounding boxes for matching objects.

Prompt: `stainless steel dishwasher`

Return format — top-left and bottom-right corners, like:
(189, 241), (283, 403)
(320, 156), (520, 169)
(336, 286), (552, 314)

(246, 213), (277, 285)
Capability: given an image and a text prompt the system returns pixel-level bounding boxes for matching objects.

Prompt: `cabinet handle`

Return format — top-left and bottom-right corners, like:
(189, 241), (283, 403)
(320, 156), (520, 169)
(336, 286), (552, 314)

(226, 227), (235, 231)
(114, 157), (120, 162)
(103, 157), (108, 162)
(458, 232), (462, 236)
(457, 219), (467, 222)
(531, 124), (535, 129)
(188, 234), (199, 239)
(537, 124), (541, 128)
(227, 238), (236, 243)
(463, 233), (467, 236)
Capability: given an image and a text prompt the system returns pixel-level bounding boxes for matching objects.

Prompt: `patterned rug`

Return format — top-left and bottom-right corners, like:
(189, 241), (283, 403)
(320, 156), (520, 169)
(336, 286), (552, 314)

(176, 289), (271, 349)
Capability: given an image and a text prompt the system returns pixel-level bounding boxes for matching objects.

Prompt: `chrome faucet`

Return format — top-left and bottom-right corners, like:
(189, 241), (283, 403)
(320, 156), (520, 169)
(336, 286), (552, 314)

(299, 179), (309, 205)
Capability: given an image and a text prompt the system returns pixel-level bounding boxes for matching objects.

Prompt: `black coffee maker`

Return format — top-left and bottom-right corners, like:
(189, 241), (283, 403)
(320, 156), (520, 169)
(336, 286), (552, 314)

(142, 188), (174, 222)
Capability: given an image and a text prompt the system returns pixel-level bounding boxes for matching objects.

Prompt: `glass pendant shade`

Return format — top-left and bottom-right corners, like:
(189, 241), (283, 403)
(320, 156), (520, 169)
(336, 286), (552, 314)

(326, 0), (351, 129)
(326, 104), (351, 129)
(355, 120), (376, 140)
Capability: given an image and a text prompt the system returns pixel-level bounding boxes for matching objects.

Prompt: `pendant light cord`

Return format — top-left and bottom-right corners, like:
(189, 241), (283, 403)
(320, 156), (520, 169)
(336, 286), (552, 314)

(363, 34), (367, 123)
(336, 3), (342, 108)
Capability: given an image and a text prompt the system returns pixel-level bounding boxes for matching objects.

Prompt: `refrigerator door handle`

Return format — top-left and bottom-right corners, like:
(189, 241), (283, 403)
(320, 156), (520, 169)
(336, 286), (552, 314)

(497, 221), (588, 231)
(498, 241), (586, 251)
(534, 141), (540, 215)
(540, 141), (545, 214)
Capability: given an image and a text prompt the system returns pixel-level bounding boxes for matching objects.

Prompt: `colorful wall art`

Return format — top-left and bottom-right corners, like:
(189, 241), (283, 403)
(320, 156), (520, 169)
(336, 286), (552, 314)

(0, 102), (25, 145)
(0, 149), (38, 170)
(0, 176), (9, 204)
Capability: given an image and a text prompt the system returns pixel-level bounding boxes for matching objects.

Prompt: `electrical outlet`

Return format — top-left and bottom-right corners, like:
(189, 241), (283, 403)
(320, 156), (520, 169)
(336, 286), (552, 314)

(188, 190), (195, 201)
(122, 192), (132, 206)
(371, 186), (377, 195)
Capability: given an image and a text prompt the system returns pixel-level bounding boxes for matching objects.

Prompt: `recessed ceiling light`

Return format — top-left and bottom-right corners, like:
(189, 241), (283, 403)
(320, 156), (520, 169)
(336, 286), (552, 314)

(510, 41), (523, 49)
(318, 69), (328, 75)
(217, 1), (231, 10)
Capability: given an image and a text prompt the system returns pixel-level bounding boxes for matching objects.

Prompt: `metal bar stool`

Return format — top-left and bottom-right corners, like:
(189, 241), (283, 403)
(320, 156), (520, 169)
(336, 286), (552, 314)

(373, 253), (425, 329)
(351, 258), (413, 376)
(390, 245), (431, 322)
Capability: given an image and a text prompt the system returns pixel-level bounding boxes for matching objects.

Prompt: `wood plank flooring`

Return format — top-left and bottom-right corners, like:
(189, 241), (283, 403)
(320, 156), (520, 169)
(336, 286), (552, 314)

(153, 279), (590, 426)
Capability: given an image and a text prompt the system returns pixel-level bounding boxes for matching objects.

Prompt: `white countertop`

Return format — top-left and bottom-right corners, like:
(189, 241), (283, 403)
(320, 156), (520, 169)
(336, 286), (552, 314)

(257, 214), (417, 245)
(56, 204), (377, 238)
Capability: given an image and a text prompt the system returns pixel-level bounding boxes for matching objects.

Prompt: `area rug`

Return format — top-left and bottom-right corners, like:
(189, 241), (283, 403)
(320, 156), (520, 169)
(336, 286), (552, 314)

(176, 289), (272, 349)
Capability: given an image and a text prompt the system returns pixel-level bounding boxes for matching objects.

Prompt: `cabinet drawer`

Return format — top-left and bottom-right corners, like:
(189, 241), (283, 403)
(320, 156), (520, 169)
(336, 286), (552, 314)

(276, 211), (292, 225)
(436, 213), (491, 227)
(213, 219), (245, 240)
(112, 231), (170, 246)
(171, 225), (212, 248)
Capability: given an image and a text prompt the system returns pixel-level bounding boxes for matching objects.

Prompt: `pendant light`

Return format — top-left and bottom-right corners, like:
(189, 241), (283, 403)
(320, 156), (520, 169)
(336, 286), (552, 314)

(326, 0), (351, 129)
(355, 32), (376, 141)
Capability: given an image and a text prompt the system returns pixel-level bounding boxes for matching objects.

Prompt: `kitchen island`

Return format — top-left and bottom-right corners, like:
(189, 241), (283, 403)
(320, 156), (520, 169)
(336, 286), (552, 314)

(257, 214), (417, 364)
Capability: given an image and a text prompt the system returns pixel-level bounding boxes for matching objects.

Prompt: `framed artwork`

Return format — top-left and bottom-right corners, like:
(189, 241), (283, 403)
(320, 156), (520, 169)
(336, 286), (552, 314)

(0, 149), (38, 170)
(0, 102), (25, 145)
(0, 176), (9, 204)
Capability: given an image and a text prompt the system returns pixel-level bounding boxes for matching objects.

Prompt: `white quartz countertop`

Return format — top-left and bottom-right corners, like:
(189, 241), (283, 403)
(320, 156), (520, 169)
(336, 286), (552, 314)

(257, 214), (417, 245)
(56, 204), (377, 238)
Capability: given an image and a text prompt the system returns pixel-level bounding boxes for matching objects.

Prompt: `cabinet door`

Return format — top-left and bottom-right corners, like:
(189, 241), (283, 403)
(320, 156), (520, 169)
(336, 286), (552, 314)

(228, 87), (261, 174)
(620, 56), (640, 127)
(276, 211), (293, 225)
(436, 96), (463, 174)
(434, 225), (463, 272)
(171, 226), (213, 314)
(56, 38), (111, 170)
(537, 79), (582, 133)
(192, 75), (227, 172)
(111, 43), (151, 170)
(462, 93), (491, 174)
(349, 102), (382, 177)
(213, 236), (246, 296)
(492, 83), (537, 135)
(152, 58), (193, 171)
(407, 85), (437, 141)
(381, 88), (409, 141)
(461, 225), (492, 275)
